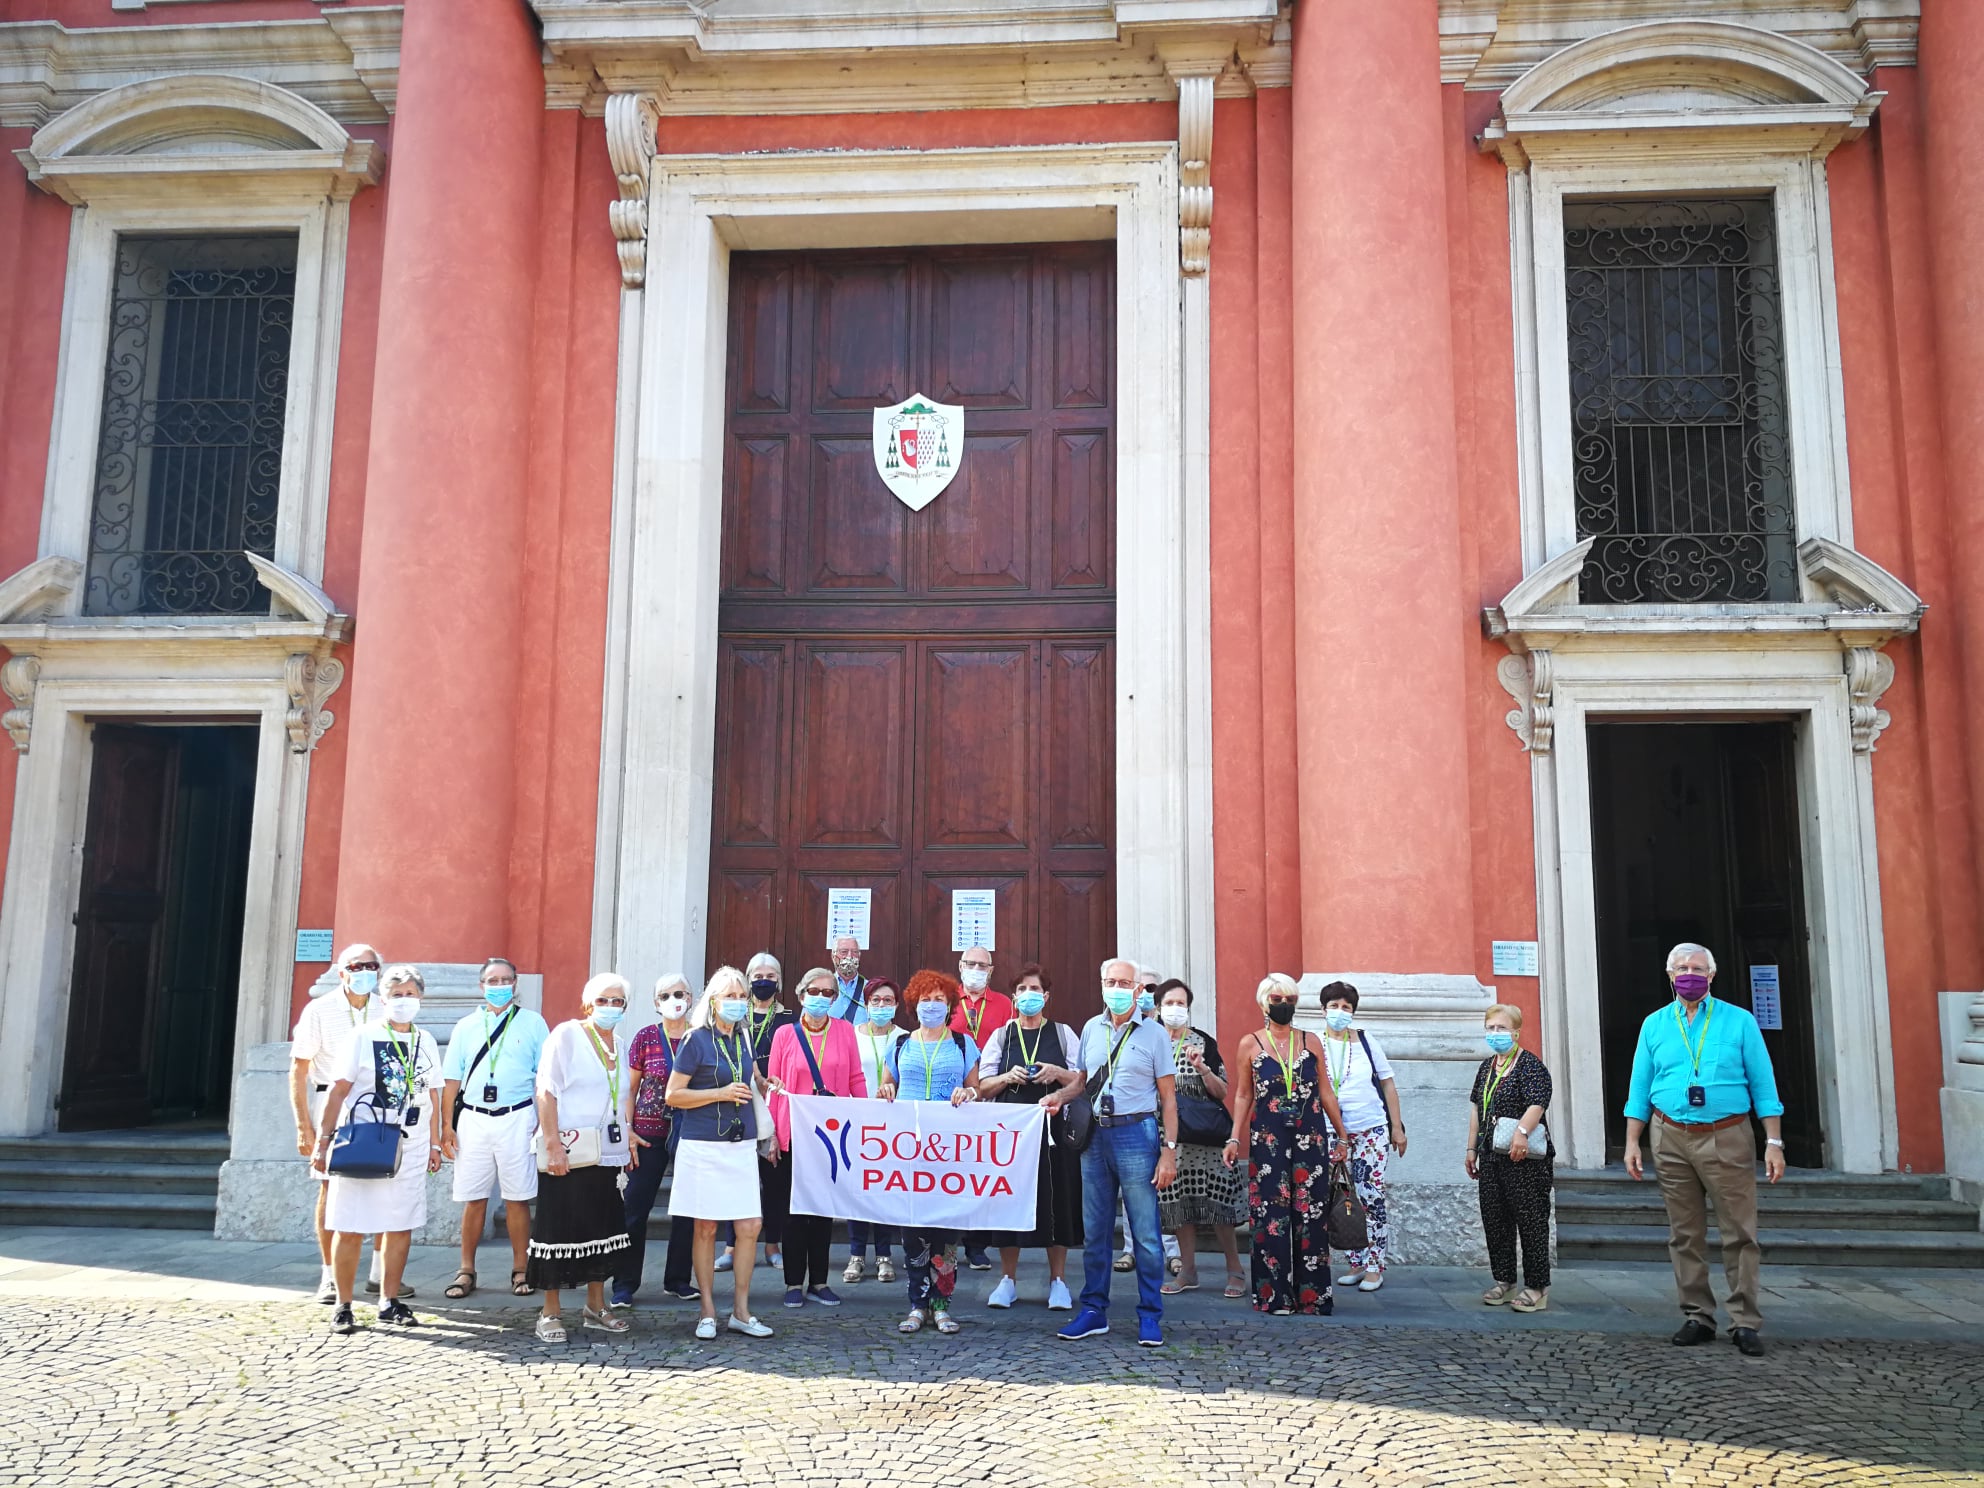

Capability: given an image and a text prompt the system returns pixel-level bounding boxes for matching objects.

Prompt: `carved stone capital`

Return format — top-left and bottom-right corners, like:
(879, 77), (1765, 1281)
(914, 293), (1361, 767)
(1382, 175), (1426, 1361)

(1845, 646), (1896, 754)
(1174, 72), (1214, 277)
(284, 652), (346, 754)
(1495, 648), (1553, 754)
(604, 91), (661, 289)
(1, 655), (40, 753)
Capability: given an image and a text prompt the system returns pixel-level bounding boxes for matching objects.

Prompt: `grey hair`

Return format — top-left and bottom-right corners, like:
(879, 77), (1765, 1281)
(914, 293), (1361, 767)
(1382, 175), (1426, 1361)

(1100, 956), (1137, 981)
(379, 963), (424, 994)
(335, 943), (380, 971)
(798, 965), (836, 996)
(1665, 942), (1718, 977)
(653, 971), (690, 1005)
(746, 951), (783, 984)
(694, 965), (749, 1029)
(580, 971), (631, 1007)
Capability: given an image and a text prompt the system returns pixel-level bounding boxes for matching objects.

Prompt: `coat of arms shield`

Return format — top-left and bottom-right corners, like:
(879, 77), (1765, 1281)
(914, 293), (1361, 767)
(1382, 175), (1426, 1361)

(872, 394), (963, 511)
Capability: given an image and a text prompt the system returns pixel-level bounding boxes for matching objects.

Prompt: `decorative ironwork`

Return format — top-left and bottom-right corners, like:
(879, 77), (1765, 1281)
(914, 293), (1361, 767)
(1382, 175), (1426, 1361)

(1564, 198), (1795, 603)
(85, 234), (297, 616)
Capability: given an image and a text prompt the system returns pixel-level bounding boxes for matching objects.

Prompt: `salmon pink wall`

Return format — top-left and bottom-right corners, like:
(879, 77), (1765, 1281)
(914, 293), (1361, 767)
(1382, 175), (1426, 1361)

(0, 1), (318, 23)
(655, 103), (1175, 156)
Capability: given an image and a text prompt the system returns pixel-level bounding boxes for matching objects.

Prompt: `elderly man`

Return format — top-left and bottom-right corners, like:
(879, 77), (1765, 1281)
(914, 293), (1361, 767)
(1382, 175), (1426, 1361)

(828, 936), (870, 1021)
(439, 957), (549, 1300)
(1058, 955), (1179, 1348)
(290, 943), (383, 1304)
(1624, 941), (1785, 1357)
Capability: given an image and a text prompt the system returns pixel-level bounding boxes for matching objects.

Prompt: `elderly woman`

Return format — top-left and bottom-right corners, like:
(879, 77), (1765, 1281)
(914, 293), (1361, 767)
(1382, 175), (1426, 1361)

(528, 973), (637, 1343)
(844, 977), (903, 1284)
(1317, 981), (1405, 1293)
(975, 962), (1083, 1311)
(876, 969), (981, 1334)
(312, 963), (443, 1335)
(1467, 1003), (1553, 1313)
(1225, 972), (1347, 1316)
(768, 965), (869, 1307)
(610, 973), (698, 1308)
(666, 966), (777, 1340)
(723, 950), (797, 1276)
(1155, 978), (1246, 1300)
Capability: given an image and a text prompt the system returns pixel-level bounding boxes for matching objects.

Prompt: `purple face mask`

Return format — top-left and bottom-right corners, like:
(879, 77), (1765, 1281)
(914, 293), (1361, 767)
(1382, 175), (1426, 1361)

(1673, 972), (1711, 1002)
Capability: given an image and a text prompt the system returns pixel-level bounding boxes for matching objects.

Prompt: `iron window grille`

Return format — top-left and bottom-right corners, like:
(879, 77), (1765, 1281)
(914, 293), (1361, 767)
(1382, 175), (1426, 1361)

(85, 234), (298, 616)
(1564, 197), (1796, 603)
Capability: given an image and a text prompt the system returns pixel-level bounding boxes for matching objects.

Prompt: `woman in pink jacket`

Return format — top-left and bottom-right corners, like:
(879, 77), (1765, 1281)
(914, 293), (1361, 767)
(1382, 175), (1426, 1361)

(767, 966), (871, 1308)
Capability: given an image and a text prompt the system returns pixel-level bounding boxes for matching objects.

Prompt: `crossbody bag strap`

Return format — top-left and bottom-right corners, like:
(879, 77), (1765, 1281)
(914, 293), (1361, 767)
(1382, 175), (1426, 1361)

(1357, 1029), (1386, 1113)
(461, 1009), (515, 1091)
(1085, 1023), (1136, 1100)
(795, 1022), (832, 1096)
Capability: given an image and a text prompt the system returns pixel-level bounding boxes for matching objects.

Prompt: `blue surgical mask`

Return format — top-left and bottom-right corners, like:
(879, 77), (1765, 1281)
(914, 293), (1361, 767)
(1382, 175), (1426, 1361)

(801, 993), (832, 1018)
(348, 969), (379, 996)
(1013, 991), (1047, 1017)
(917, 1001), (948, 1029)
(1484, 1029), (1515, 1055)
(1325, 1007), (1354, 1033)
(590, 1005), (625, 1030)
(1102, 988), (1135, 1016)
(483, 984), (515, 1008)
(866, 1004), (896, 1026)
(1137, 991), (1156, 1014)
(719, 998), (750, 1024)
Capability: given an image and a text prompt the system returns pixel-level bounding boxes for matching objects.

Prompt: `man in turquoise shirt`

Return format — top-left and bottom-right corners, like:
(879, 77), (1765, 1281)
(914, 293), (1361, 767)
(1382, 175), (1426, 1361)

(1623, 942), (1785, 1358)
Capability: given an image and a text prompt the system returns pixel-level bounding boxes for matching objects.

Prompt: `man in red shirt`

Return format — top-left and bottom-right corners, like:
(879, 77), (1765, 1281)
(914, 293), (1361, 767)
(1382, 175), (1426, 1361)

(950, 944), (1014, 1047)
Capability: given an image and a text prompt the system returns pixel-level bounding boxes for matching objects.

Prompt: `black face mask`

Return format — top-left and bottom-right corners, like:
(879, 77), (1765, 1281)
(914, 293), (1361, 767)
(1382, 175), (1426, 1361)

(1266, 1002), (1296, 1026)
(750, 979), (778, 1001)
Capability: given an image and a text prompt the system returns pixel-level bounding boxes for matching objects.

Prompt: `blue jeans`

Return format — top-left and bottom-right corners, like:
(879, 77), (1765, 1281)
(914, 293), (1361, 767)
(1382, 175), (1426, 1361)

(1080, 1115), (1163, 1325)
(847, 1220), (895, 1261)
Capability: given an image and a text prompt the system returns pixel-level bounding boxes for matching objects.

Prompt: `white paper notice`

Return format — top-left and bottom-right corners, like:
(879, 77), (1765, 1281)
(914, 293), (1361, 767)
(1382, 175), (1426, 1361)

(1491, 940), (1539, 977)
(951, 889), (996, 953)
(1749, 965), (1783, 1030)
(826, 888), (872, 950)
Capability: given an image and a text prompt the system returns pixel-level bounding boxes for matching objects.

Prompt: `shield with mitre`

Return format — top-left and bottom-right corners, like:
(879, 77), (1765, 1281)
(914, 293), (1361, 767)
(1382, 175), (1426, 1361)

(872, 394), (964, 511)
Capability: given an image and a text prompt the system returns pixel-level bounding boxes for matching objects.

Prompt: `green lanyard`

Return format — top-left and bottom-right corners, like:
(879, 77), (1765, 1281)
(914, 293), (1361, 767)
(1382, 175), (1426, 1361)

(1480, 1052), (1518, 1116)
(1673, 997), (1715, 1079)
(480, 1007), (516, 1073)
(749, 1006), (778, 1050)
(1324, 1033), (1352, 1093)
(1015, 1022), (1045, 1072)
(585, 1022), (620, 1115)
(1262, 1027), (1297, 1098)
(802, 1018), (832, 1078)
(1099, 1020), (1135, 1093)
(859, 1029), (890, 1092)
(915, 1033), (944, 1100)
(963, 998), (986, 1041)
(384, 1024), (417, 1103)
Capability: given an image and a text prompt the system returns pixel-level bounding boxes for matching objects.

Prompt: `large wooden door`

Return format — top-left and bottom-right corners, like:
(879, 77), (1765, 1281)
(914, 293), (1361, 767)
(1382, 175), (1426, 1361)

(709, 244), (1116, 1022)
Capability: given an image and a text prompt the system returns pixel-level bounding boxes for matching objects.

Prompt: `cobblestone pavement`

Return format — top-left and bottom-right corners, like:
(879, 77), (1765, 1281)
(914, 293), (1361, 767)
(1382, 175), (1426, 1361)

(2, 1283), (1980, 1488)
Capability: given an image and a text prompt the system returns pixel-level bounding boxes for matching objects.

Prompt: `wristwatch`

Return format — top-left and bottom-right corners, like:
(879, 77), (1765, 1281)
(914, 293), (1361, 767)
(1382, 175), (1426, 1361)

(1160, 1138), (1179, 1151)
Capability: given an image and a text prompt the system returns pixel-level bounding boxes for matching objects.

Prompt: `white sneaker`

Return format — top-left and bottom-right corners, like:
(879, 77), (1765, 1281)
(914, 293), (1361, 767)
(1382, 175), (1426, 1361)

(987, 1275), (1018, 1309)
(843, 1255), (865, 1284)
(313, 1267), (338, 1305)
(1047, 1278), (1074, 1311)
(1337, 1270), (1367, 1287)
(876, 1258), (897, 1283)
(1358, 1272), (1385, 1293)
(727, 1314), (774, 1338)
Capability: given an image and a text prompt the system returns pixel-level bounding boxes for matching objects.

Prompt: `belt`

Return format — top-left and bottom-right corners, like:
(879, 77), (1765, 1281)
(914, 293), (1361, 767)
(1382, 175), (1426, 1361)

(1656, 1109), (1749, 1132)
(1095, 1111), (1156, 1128)
(461, 1100), (533, 1118)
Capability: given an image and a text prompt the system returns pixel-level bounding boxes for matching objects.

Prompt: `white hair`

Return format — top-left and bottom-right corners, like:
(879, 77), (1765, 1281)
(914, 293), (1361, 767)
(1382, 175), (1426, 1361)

(653, 971), (690, 1008)
(379, 963), (423, 994)
(335, 943), (379, 971)
(1255, 972), (1299, 1010)
(694, 965), (749, 1030)
(1665, 942), (1718, 977)
(1100, 956), (1137, 981)
(746, 951), (782, 984)
(580, 972), (631, 1008)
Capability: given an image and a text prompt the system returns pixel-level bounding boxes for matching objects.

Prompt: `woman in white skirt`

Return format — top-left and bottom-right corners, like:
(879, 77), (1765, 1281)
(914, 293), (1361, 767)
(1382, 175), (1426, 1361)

(529, 973), (638, 1343)
(312, 964), (443, 1336)
(667, 965), (777, 1341)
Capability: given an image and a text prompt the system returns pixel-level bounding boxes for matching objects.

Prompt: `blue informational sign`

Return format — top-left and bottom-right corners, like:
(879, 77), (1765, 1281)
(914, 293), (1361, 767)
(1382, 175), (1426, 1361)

(295, 929), (335, 963)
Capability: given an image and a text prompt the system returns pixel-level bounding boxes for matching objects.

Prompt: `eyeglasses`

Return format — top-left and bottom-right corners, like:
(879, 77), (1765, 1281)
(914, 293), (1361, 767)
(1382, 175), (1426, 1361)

(346, 961), (381, 973)
(961, 960), (992, 971)
(1102, 978), (1137, 990)
(593, 997), (628, 1008)
(1265, 997), (1300, 1007)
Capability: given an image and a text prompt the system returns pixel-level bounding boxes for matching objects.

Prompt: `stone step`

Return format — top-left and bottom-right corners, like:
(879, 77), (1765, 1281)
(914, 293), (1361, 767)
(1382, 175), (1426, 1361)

(1557, 1222), (1984, 1269)
(0, 1160), (223, 1196)
(0, 1189), (216, 1230)
(0, 1134), (230, 1168)
(1554, 1186), (1981, 1233)
(1555, 1167), (1955, 1202)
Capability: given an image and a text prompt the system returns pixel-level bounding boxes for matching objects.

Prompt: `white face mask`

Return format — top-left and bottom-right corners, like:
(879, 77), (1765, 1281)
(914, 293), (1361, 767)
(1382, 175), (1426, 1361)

(1159, 1005), (1190, 1029)
(386, 996), (420, 1024)
(960, 967), (991, 993)
(659, 996), (689, 1020)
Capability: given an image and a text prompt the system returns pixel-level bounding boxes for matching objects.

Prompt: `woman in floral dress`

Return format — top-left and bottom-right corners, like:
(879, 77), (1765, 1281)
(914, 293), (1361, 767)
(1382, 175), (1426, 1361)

(1225, 972), (1349, 1315)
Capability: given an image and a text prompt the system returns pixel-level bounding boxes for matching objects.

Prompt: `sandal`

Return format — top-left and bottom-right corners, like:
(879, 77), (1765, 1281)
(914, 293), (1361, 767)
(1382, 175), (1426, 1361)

(1512, 1288), (1549, 1314)
(535, 1314), (566, 1343)
(1482, 1282), (1516, 1306)
(445, 1268), (476, 1300)
(899, 1308), (927, 1334)
(933, 1309), (960, 1334)
(583, 1306), (630, 1334)
(511, 1270), (533, 1297)
(1223, 1275), (1248, 1299)
(1113, 1252), (1134, 1273)
(1161, 1276), (1200, 1295)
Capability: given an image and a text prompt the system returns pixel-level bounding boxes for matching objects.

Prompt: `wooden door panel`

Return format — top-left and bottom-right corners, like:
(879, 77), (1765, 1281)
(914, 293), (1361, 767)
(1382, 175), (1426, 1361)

(1051, 255), (1112, 409)
(929, 254), (1031, 409)
(812, 258), (911, 411)
(913, 869), (1030, 983)
(1042, 640), (1112, 849)
(809, 436), (907, 592)
(1041, 870), (1112, 1024)
(794, 645), (910, 848)
(715, 642), (789, 849)
(710, 867), (781, 974)
(729, 259), (795, 414)
(1050, 430), (1111, 591)
(926, 432), (1030, 592)
(790, 868), (905, 976)
(920, 645), (1031, 849)
(723, 437), (790, 593)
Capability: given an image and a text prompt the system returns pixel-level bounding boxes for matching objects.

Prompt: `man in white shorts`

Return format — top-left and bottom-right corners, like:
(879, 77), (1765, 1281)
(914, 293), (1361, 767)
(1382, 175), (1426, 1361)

(290, 942), (383, 1304)
(439, 957), (549, 1300)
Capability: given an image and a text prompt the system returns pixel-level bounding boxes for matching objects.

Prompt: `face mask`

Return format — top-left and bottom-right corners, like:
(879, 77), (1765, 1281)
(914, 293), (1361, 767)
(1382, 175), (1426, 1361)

(483, 984), (515, 1009)
(659, 996), (689, 1020)
(719, 997), (750, 1024)
(836, 958), (860, 979)
(1325, 1007), (1354, 1033)
(1266, 1001), (1296, 1026)
(386, 996), (420, 1024)
(917, 1001), (948, 1029)
(1159, 1005), (1190, 1029)
(866, 1004), (896, 1026)
(1674, 973), (1711, 1003)
(1137, 991), (1156, 1014)
(801, 993), (832, 1018)
(590, 1004), (626, 1030)
(347, 969), (379, 997)
(1484, 1029), (1516, 1055)
(1013, 991), (1047, 1018)
(1102, 988), (1135, 1016)
(960, 968), (990, 993)
(750, 978), (778, 1002)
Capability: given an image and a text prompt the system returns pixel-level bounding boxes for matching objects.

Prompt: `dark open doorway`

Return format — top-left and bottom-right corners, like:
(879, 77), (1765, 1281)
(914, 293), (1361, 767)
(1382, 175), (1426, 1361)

(58, 722), (257, 1130)
(1588, 720), (1824, 1168)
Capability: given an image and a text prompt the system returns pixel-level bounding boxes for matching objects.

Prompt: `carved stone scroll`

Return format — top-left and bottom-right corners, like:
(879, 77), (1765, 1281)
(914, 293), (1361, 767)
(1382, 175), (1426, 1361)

(1, 655), (39, 753)
(1176, 72), (1213, 276)
(1845, 646), (1896, 754)
(285, 653), (346, 754)
(1495, 648), (1553, 754)
(605, 92), (661, 289)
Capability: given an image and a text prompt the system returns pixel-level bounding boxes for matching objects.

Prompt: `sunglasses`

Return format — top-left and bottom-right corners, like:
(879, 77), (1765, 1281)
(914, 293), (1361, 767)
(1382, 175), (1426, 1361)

(593, 997), (628, 1008)
(346, 961), (382, 973)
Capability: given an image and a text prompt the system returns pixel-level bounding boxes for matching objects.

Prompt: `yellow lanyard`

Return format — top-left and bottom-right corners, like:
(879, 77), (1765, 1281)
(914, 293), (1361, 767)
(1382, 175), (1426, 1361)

(384, 1024), (417, 1098)
(585, 1022), (620, 1114)
(859, 1029), (890, 1091)
(749, 1007), (778, 1049)
(480, 1007), (516, 1073)
(1673, 997), (1715, 1079)
(717, 1029), (749, 1084)
(1480, 1052), (1518, 1116)
(1263, 1027), (1297, 1099)
(963, 999), (986, 1040)
(1014, 1021), (1045, 1071)
(915, 1033), (944, 1099)
(1325, 1033), (1352, 1092)
(802, 1019), (832, 1082)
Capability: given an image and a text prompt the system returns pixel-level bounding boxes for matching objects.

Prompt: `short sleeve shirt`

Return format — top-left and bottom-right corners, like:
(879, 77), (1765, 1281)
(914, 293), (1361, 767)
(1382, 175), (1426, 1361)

(292, 990), (380, 1087)
(888, 1030), (981, 1103)
(671, 1026), (759, 1145)
(337, 1023), (443, 1152)
(536, 1020), (634, 1166)
(1077, 1013), (1176, 1116)
(442, 1005), (549, 1109)
(1322, 1030), (1394, 1133)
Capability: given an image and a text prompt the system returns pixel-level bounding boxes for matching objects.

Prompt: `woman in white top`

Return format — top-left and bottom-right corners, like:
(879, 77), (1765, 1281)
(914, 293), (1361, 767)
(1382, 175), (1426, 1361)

(844, 977), (904, 1285)
(1318, 980), (1406, 1292)
(528, 972), (639, 1343)
(311, 963), (443, 1335)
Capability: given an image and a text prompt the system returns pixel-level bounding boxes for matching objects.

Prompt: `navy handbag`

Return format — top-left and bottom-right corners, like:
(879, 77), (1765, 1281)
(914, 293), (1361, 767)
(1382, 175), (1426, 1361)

(326, 1093), (405, 1179)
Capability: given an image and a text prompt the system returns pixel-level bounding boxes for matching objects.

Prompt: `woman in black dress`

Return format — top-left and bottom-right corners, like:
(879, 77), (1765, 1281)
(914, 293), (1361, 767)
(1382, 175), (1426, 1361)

(1467, 1002), (1553, 1312)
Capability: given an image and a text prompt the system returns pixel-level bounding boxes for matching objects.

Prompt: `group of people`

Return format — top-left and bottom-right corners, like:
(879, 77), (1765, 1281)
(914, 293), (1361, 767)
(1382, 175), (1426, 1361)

(295, 936), (1785, 1354)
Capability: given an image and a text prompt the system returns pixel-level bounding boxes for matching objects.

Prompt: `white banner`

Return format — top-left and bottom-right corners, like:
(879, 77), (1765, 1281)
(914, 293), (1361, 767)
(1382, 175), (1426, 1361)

(787, 1094), (1044, 1231)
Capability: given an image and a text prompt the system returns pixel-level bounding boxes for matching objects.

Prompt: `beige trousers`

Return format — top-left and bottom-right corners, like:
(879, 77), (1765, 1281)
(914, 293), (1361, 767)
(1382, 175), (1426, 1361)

(1650, 1113), (1763, 1331)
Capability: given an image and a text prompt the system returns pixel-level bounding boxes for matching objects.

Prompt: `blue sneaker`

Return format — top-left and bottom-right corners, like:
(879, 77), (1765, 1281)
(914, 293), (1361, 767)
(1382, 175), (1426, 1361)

(609, 1288), (634, 1310)
(1056, 1307), (1109, 1341)
(1137, 1315), (1163, 1348)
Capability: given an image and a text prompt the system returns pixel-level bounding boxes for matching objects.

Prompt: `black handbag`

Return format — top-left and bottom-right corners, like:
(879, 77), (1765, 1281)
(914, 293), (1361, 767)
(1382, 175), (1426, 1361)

(1175, 1093), (1231, 1147)
(326, 1094), (405, 1179)
(1058, 1024), (1131, 1156)
(1325, 1158), (1369, 1253)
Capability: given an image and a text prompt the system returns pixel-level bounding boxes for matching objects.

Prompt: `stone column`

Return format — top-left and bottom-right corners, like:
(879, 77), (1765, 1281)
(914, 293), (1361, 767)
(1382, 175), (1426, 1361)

(1288, 0), (1477, 972)
(331, 0), (544, 960)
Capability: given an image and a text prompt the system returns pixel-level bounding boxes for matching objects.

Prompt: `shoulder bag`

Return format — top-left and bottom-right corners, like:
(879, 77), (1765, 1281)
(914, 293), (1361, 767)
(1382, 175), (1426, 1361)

(1059, 1023), (1133, 1156)
(1325, 1157), (1369, 1253)
(327, 1093), (405, 1179)
(1173, 1031), (1233, 1147)
(534, 1123), (602, 1172)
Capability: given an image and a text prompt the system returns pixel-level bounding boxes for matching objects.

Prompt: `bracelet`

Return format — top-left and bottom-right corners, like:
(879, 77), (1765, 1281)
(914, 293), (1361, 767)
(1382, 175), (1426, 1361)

(1765, 1138), (1784, 1148)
